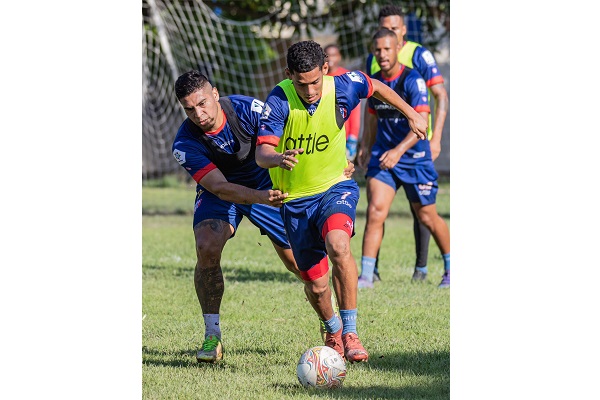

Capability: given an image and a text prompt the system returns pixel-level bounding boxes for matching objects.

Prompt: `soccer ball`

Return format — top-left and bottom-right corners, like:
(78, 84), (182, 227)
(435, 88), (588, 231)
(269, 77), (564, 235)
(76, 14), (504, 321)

(296, 345), (346, 389)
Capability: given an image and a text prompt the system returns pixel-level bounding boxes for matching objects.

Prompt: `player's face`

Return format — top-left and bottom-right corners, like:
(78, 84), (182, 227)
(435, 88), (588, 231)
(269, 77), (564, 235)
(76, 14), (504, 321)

(379, 15), (407, 42)
(286, 66), (324, 104)
(373, 36), (400, 73)
(179, 84), (221, 131)
(325, 47), (341, 71)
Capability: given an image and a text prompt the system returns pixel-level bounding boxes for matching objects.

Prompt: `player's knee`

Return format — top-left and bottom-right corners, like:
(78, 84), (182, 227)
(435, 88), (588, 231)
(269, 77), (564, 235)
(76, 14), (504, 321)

(195, 238), (224, 262)
(325, 233), (351, 261)
(366, 203), (387, 222)
(304, 280), (329, 298)
(416, 210), (437, 230)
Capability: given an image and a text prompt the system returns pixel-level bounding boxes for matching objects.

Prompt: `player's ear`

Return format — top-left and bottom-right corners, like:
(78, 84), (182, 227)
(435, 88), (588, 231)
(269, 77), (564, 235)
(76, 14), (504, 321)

(213, 87), (219, 101)
(401, 24), (407, 37)
(323, 62), (329, 75)
(285, 68), (292, 79)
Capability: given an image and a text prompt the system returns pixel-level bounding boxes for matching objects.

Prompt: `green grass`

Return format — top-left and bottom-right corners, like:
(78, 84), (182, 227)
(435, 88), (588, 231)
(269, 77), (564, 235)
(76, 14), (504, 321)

(142, 178), (450, 400)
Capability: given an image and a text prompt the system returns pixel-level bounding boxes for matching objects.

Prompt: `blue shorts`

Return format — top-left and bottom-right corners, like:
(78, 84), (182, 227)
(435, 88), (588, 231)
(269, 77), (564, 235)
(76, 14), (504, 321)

(366, 165), (439, 206)
(280, 180), (359, 272)
(193, 189), (290, 249)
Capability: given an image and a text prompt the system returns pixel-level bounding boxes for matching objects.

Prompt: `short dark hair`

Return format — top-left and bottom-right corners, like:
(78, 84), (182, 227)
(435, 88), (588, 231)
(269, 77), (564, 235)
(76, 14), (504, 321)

(174, 70), (211, 100)
(378, 4), (404, 21)
(372, 28), (397, 42)
(286, 40), (326, 74)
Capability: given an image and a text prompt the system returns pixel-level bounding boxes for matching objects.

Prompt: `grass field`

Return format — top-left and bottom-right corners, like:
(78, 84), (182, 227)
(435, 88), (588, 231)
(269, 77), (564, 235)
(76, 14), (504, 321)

(142, 174), (450, 399)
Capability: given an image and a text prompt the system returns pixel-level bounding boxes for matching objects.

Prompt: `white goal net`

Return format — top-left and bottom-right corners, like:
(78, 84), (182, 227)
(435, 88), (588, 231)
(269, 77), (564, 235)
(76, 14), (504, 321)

(142, 0), (449, 180)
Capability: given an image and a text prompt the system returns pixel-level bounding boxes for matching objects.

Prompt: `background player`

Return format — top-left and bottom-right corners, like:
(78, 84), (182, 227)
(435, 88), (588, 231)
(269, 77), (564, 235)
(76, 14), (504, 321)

(357, 29), (450, 289)
(359, 4), (449, 285)
(324, 43), (361, 162)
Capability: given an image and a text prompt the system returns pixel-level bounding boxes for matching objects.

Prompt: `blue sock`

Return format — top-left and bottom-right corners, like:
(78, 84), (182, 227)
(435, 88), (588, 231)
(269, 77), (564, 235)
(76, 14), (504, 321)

(339, 309), (357, 336)
(322, 314), (342, 334)
(442, 253), (450, 272)
(360, 256), (376, 281)
(416, 265), (428, 274)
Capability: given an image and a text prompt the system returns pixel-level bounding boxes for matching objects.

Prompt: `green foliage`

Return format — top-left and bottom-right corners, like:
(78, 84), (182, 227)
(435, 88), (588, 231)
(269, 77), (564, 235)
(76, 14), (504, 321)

(208, 0), (450, 53)
(142, 181), (450, 399)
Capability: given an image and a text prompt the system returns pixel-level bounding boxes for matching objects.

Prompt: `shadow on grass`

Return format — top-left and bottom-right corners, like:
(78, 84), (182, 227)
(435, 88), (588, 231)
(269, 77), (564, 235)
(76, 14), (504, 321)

(273, 350), (450, 399)
(272, 381), (449, 400)
(221, 266), (298, 284)
(142, 346), (239, 371)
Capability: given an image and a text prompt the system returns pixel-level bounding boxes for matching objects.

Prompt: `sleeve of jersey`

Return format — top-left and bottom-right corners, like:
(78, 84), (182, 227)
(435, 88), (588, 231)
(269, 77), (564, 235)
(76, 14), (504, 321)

(230, 94), (264, 136)
(407, 74), (431, 114)
(333, 71), (373, 121)
(172, 143), (217, 183)
(256, 86), (288, 147)
(414, 47), (445, 87)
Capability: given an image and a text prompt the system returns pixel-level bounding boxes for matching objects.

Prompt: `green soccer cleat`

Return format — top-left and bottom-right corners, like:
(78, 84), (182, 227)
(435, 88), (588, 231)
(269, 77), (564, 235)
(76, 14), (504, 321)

(196, 335), (223, 363)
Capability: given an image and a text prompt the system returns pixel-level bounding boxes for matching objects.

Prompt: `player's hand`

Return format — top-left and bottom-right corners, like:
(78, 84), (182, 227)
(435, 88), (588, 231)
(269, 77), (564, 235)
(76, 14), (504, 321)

(343, 161), (355, 178)
(357, 145), (371, 169)
(279, 148), (304, 171)
(379, 148), (402, 170)
(430, 139), (441, 161)
(265, 189), (288, 207)
(409, 114), (428, 140)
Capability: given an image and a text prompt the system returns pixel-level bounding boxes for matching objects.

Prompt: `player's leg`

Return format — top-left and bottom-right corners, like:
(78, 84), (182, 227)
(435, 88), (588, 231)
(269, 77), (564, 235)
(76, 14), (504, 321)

(241, 202), (302, 281)
(410, 205), (432, 282)
(279, 197), (344, 359)
(320, 181), (368, 363)
(406, 179), (450, 288)
(192, 192), (240, 362)
(359, 175), (396, 288)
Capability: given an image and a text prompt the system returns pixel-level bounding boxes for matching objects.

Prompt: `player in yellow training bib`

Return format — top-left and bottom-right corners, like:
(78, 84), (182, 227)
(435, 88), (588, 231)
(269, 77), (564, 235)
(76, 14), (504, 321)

(255, 40), (428, 364)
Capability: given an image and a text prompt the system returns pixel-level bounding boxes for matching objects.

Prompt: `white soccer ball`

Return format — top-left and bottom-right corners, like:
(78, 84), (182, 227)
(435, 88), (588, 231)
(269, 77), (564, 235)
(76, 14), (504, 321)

(296, 345), (347, 389)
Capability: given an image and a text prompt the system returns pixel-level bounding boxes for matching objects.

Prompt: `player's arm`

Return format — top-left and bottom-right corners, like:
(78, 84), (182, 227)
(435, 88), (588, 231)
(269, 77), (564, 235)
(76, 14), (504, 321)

(370, 79), (428, 140)
(199, 168), (287, 207)
(255, 144), (303, 171)
(429, 83), (448, 161)
(378, 111), (428, 170)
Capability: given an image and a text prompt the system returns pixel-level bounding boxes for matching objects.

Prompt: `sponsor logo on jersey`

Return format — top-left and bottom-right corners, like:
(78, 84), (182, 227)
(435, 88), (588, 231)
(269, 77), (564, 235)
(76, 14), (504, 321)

(417, 78), (427, 93)
(422, 50), (435, 66)
(346, 71), (364, 83)
(283, 132), (329, 154)
(173, 148), (186, 165)
(260, 104), (272, 120)
(251, 98), (264, 113)
(413, 151), (425, 158)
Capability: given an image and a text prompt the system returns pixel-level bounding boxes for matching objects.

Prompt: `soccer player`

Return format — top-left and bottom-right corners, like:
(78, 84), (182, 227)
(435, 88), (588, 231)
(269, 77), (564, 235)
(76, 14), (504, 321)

(255, 40), (427, 363)
(358, 4), (450, 287)
(324, 44), (361, 162)
(358, 29), (450, 291)
(171, 71), (355, 363)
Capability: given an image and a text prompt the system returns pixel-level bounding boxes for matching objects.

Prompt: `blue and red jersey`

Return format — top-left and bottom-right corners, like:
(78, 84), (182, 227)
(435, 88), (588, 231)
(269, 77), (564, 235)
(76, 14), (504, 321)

(367, 65), (431, 167)
(172, 95), (268, 192)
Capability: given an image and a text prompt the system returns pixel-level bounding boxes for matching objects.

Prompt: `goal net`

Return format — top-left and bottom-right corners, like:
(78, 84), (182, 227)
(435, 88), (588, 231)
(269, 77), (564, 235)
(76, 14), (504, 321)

(142, 0), (449, 180)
